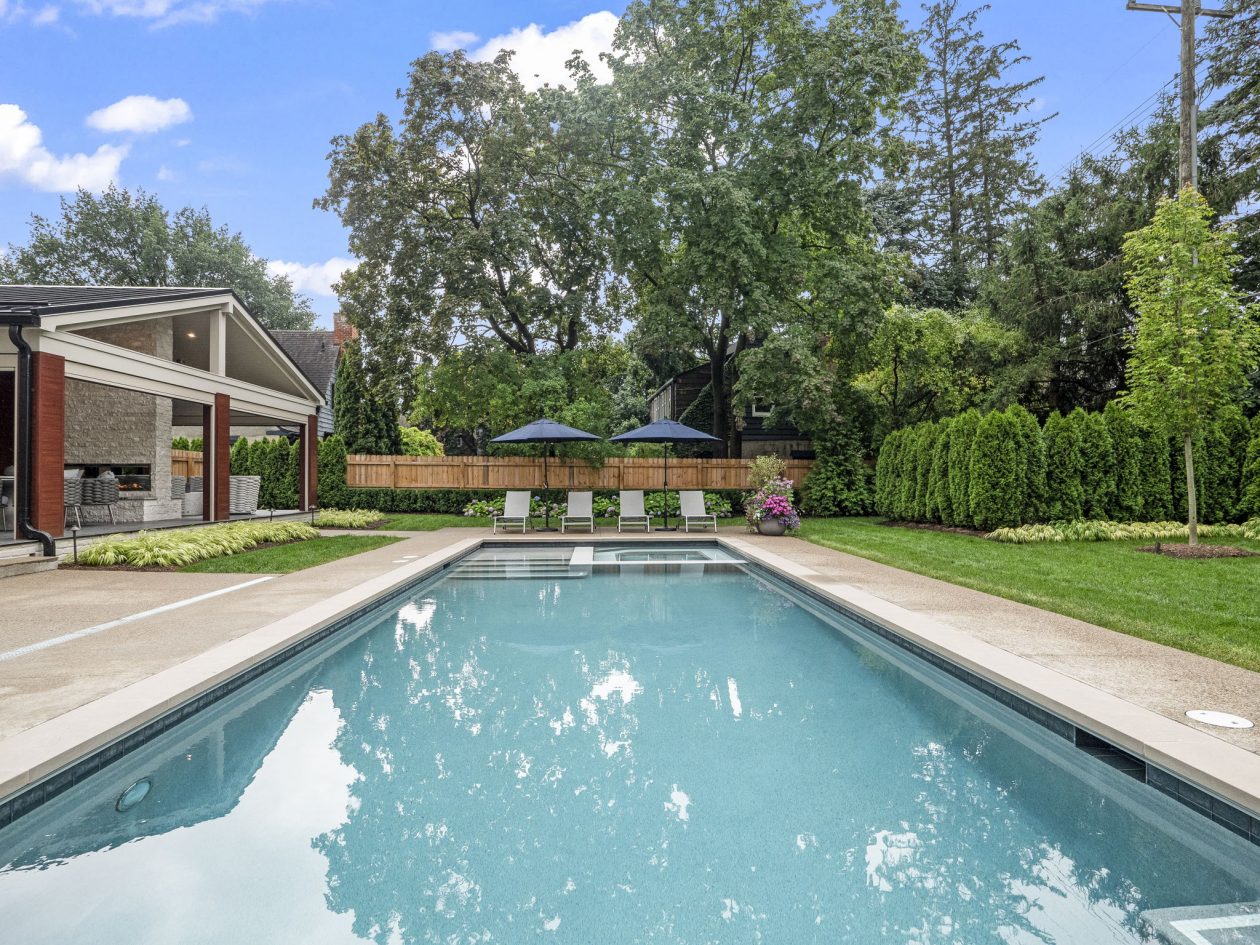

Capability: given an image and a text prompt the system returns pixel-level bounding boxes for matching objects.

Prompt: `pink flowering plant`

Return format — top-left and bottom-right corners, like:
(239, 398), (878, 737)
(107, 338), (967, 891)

(745, 476), (801, 532)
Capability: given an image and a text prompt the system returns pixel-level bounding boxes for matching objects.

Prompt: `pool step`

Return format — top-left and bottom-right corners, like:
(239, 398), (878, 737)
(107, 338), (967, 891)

(449, 555), (586, 580)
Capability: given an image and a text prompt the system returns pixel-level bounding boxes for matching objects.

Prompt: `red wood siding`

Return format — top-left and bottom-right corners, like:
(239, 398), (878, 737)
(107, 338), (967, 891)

(30, 352), (65, 537)
(213, 393), (230, 521)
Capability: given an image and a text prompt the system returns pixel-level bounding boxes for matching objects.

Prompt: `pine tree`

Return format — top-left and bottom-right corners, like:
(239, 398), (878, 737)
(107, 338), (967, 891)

(904, 0), (1053, 307)
(968, 410), (1022, 530)
(947, 409), (980, 527)
(334, 339), (402, 456)
(1043, 411), (1085, 520)
(927, 417), (955, 524)
(1074, 409), (1115, 520)
(1104, 402), (1143, 521)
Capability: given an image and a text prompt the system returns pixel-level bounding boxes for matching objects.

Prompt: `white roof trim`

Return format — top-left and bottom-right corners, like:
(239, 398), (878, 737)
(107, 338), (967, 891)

(36, 291), (324, 404)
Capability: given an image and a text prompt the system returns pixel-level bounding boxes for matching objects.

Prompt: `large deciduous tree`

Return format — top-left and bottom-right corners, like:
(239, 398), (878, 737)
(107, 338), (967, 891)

(1122, 188), (1257, 544)
(319, 51), (619, 407)
(903, 0), (1052, 308)
(0, 186), (315, 330)
(606, 0), (919, 455)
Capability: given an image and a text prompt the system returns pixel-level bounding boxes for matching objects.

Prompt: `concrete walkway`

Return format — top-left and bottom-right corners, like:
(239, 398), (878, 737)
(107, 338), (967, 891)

(0, 525), (1256, 759)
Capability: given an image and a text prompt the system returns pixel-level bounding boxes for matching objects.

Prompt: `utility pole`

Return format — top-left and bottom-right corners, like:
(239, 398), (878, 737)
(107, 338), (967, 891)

(1126, 1), (1234, 188)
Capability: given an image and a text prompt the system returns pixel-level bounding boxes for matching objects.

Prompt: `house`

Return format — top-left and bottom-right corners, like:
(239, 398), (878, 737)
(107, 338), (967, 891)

(0, 285), (325, 552)
(648, 362), (814, 459)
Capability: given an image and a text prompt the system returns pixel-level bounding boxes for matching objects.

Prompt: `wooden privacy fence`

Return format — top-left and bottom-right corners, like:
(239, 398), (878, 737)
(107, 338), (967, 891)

(171, 448), (204, 478)
(346, 455), (814, 491)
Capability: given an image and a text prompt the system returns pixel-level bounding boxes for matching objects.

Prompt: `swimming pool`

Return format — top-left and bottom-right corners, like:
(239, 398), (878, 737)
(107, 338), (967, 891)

(1, 544), (1258, 943)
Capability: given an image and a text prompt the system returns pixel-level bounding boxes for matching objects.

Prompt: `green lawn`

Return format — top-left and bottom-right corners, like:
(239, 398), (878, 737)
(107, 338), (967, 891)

(181, 535), (402, 574)
(798, 517), (1260, 672)
(377, 514), (747, 531)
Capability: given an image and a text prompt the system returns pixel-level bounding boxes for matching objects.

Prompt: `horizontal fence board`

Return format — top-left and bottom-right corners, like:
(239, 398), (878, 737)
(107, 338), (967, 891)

(345, 455), (813, 492)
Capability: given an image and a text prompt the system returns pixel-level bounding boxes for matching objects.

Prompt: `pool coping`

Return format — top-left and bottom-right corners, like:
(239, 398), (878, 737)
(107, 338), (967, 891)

(1, 533), (1257, 841)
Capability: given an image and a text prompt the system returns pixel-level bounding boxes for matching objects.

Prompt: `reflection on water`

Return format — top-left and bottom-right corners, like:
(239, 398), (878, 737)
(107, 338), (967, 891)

(2, 569), (1258, 944)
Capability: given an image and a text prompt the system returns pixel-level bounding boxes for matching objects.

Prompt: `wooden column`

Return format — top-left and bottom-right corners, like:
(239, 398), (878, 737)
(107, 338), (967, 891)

(30, 352), (65, 538)
(297, 414), (318, 510)
(201, 394), (230, 521)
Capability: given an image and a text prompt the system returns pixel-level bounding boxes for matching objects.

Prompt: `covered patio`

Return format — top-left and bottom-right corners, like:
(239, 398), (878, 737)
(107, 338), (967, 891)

(0, 286), (324, 555)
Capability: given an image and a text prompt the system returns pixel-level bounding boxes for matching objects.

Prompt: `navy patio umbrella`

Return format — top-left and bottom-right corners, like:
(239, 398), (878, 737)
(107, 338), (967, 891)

(609, 419), (721, 531)
(490, 418), (602, 531)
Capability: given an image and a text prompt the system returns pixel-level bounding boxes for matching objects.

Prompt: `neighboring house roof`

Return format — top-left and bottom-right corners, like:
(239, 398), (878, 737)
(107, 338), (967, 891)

(270, 330), (341, 395)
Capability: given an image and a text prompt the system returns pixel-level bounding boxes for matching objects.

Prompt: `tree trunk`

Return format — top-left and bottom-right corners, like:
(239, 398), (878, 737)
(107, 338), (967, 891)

(1184, 432), (1199, 546)
(710, 356), (730, 459)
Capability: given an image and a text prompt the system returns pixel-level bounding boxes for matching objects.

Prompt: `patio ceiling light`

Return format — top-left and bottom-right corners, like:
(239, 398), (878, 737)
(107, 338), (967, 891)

(186, 331), (196, 338)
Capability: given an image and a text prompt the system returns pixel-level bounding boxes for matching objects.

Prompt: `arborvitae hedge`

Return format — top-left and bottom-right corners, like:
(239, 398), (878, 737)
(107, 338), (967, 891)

(1241, 417), (1260, 520)
(1104, 402), (1143, 521)
(873, 404), (1253, 530)
(1076, 409), (1115, 520)
(968, 410), (1023, 530)
(1043, 411), (1085, 521)
(926, 416), (954, 525)
(947, 410), (980, 528)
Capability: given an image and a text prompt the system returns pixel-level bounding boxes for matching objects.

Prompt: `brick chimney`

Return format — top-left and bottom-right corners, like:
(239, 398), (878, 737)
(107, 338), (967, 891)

(332, 311), (358, 346)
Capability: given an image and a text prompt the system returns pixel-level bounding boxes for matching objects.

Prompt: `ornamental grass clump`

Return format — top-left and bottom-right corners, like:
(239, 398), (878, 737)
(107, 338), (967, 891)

(316, 509), (386, 529)
(77, 521), (318, 568)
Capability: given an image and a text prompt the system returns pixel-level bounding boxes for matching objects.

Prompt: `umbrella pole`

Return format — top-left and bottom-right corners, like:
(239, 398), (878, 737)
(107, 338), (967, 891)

(657, 442), (677, 532)
(539, 445), (556, 532)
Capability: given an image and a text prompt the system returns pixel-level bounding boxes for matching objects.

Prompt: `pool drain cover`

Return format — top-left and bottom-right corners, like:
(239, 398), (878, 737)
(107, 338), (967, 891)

(1186, 710), (1254, 729)
(1143, 903), (1260, 944)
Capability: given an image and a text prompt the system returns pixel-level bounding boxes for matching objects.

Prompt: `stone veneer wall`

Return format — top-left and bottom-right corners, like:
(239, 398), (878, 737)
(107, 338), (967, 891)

(64, 321), (176, 518)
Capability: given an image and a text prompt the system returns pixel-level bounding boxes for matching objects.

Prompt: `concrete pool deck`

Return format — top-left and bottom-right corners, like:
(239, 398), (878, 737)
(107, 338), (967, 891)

(1, 525), (1258, 823)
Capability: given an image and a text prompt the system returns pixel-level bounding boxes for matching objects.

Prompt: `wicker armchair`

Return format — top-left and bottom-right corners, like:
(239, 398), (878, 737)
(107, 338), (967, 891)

(63, 478), (83, 529)
(81, 476), (120, 523)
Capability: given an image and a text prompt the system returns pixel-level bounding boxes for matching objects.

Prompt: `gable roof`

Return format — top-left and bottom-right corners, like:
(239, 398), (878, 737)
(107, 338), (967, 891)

(270, 330), (341, 393)
(0, 284), (232, 315)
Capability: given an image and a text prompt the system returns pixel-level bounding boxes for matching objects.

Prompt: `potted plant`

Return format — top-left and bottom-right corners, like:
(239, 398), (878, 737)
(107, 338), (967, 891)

(744, 455), (802, 536)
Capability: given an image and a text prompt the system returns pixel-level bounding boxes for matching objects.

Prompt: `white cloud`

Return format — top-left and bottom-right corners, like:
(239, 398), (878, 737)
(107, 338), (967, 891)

(0, 2), (60, 25)
(0, 104), (127, 192)
(156, 164), (175, 181)
(468, 12), (618, 90)
(86, 95), (191, 134)
(266, 256), (353, 298)
(430, 29), (478, 52)
(73, 0), (280, 27)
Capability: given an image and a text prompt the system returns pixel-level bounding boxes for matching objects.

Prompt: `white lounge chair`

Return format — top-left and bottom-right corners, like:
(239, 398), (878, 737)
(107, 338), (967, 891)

(618, 490), (652, 532)
(680, 490), (717, 532)
(493, 491), (533, 534)
(561, 491), (594, 533)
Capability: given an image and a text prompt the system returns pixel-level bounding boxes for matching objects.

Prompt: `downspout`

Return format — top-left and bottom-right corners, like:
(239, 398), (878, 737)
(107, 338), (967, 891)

(6, 318), (56, 557)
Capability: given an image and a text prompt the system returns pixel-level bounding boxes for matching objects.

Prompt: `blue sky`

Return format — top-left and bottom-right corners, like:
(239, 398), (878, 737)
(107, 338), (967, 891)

(0, 1), (1188, 326)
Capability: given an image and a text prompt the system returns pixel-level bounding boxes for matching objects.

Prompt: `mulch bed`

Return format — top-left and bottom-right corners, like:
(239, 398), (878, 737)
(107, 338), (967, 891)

(878, 519), (990, 539)
(1138, 542), (1256, 559)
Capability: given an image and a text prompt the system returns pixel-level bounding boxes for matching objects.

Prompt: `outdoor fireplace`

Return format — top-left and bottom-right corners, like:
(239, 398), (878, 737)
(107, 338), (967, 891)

(72, 464), (153, 492)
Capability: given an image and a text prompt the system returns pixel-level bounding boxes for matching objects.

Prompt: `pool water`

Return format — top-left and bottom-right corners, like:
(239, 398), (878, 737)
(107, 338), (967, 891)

(2, 552), (1258, 944)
